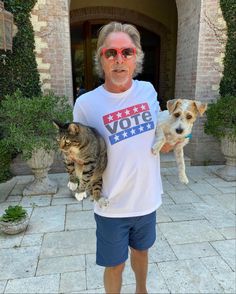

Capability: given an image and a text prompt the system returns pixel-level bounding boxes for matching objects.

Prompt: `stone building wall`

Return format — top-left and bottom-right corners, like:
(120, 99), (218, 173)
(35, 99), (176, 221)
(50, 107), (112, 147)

(31, 0), (73, 104)
(175, 0), (226, 164)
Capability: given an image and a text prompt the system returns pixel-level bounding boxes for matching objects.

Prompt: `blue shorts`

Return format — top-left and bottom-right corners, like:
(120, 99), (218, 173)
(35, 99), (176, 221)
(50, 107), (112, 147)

(94, 211), (156, 267)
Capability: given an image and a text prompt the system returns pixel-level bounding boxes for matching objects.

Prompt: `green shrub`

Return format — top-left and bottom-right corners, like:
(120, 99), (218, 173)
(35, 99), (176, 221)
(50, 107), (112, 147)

(0, 205), (27, 222)
(204, 95), (236, 139)
(0, 0), (41, 100)
(0, 140), (13, 183)
(0, 90), (73, 160)
(219, 0), (236, 97)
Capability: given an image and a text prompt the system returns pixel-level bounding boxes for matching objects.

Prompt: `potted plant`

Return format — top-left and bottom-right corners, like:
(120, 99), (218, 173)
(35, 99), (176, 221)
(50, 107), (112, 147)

(0, 205), (29, 234)
(0, 90), (72, 195)
(204, 95), (236, 181)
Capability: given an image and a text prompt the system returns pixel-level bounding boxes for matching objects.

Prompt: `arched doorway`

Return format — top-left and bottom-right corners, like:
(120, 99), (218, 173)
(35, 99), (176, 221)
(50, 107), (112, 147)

(70, 20), (160, 102)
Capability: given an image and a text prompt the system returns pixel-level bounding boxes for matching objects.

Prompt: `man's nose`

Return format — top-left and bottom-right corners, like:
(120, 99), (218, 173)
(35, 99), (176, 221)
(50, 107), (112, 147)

(115, 53), (124, 63)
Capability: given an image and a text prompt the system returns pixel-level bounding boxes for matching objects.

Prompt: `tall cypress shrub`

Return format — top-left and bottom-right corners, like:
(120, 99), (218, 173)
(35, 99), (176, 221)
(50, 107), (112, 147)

(0, 0), (41, 99)
(219, 0), (236, 96)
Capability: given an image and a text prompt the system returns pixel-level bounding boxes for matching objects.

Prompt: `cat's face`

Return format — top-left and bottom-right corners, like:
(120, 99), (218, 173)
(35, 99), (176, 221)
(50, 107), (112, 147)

(53, 121), (83, 155)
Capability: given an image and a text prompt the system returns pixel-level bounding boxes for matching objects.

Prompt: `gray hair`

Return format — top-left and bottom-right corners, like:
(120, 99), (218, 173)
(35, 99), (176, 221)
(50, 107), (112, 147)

(94, 22), (144, 79)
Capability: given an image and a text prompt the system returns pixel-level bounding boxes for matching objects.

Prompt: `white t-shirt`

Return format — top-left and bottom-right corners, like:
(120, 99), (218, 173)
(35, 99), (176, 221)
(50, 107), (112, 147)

(73, 80), (163, 217)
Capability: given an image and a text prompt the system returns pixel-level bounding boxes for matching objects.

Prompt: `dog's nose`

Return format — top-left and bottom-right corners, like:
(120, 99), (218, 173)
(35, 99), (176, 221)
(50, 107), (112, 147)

(176, 128), (184, 134)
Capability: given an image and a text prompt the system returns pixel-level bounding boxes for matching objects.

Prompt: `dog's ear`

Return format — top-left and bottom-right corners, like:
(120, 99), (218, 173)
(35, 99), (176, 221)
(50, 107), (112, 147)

(194, 101), (207, 116)
(167, 99), (182, 113)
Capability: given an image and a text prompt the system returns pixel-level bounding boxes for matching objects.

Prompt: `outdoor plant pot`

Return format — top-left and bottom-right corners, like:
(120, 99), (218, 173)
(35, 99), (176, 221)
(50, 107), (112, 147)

(23, 148), (58, 196)
(0, 214), (29, 235)
(215, 136), (236, 181)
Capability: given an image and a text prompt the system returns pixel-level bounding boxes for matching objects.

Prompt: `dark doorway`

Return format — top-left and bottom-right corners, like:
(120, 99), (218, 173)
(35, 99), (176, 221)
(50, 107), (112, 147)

(70, 20), (160, 102)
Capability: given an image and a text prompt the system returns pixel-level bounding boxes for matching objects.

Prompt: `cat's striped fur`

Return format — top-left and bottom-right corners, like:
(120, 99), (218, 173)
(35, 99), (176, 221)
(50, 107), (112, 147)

(54, 121), (108, 207)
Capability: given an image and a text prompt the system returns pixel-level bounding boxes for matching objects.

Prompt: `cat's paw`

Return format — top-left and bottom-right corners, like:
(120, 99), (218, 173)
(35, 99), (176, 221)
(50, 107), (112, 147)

(67, 181), (78, 191)
(97, 197), (109, 208)
(151, 147), (159, 155)
(179, 173), (189, 184)
(75, 192), (87, 201)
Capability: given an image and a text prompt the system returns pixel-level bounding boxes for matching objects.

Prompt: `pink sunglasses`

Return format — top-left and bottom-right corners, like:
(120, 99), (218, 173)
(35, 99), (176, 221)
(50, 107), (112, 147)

(101, 47), (136, 60)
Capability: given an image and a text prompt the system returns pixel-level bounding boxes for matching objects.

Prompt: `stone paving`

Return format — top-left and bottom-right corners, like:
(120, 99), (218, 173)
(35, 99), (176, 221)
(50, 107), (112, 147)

(0, 165), (235, 293)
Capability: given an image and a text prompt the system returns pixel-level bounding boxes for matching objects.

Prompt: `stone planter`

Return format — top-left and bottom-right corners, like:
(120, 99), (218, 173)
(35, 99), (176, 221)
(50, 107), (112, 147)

(0, 215), (29, 235)
(216, 136), (236, 181)
(23, 148), (58, 196)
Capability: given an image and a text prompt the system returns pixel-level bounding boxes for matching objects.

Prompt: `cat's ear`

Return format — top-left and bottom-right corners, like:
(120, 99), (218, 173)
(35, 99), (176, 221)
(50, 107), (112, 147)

(68, 123), (80, 134)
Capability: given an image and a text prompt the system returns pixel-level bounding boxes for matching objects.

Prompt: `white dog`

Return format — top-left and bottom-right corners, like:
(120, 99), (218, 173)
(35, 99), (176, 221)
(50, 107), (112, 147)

(152, 99), (207, 184)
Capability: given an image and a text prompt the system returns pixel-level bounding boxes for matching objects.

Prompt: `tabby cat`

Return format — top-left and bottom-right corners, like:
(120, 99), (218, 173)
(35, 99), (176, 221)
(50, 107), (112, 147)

(53, 121), (108, 207)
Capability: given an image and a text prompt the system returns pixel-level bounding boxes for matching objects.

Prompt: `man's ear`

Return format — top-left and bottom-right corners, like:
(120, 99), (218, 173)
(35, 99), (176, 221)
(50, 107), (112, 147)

(167, 99), (182, 113)
(194, 101), (208, 116)
(68, 123), (80, 134)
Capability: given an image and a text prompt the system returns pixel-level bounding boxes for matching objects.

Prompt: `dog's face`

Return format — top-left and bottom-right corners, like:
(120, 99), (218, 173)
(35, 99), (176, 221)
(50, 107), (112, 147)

(166, 99), (207, 138)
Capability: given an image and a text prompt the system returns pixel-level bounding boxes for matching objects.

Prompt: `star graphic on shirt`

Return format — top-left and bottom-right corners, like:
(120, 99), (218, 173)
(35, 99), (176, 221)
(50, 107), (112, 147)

(114, 135), (120, 141)
(141, 104), (146, 110)
(139, 126), (144, 132)
(125, 109), (130, 116)
(130, 128), (136, 135)
(133, 106), (138, 113)
(116, 112), (122, 118)
(122, 131), (128, 138)
(108, 114), (113, 122)
(146, 123), (152, 129)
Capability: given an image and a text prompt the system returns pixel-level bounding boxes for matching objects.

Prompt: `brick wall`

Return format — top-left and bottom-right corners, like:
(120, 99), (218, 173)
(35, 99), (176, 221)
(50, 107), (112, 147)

(175, 0), (226, 164)
(31, 0), (73, 104)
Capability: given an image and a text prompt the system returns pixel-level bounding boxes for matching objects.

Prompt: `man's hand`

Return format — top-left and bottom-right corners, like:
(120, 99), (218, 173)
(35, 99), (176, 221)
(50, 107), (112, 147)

(160, 143), (174, 153)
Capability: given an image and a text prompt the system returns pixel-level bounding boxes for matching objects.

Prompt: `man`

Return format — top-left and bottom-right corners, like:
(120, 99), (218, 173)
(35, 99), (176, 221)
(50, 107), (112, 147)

(73, 21), (170, 294)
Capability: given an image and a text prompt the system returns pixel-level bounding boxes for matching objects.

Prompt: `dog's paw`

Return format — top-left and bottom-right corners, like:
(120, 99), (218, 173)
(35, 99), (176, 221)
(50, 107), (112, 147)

(97, 197), (109, 208)
(179, 174), (189, 184)
(75, 191), (87, 201)
(67, 181), (78, 191)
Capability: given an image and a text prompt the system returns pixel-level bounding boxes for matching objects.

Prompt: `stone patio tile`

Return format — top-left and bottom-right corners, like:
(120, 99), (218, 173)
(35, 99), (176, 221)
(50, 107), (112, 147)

(40, 229), (96, 258)
(65, 210), (96, 230)
(188, 180), (221, 195)
(0, 232), (24, 249)
(201, 256), (236, 293)
(51, 196), (79, 206)
(156, 207), (172, 223)
(37, 255), (85, 275)
(15, 175), (33, 184)
(85, 254), (104, 290)
(158, 259), (223, 293)
(53, 186), (73, 198)
(205, 177), (236, 188)
(26, 206), (65, 234)
(161, 180), (175, 191)
(149, 239), (177, 263)
(10, 183), (26, 196)
(82, 198), (94, 210)
(0, 177), (17, 203)
(210, 240), (236, 270)
(161, 193), (175, 205)
(193, 202), (235, 228)
(211, 193), (236, 213)
(6, 195), (22, 202)
(147, 263), (170, 294)
(162, 204), (204, 221)
(171, 242), (218, 259)
(5, 274), (60, 293)
(167, 189), (202, 204)
(21, 233), (44, 247)
(60, 271), (86, 293)
(0, 246), (40, 280)
(159, 220), (224, 245)
(218, 227), (236, 239)
(67, 203), (83, 211)
(20, 195), (52, 207)
(0, 281), (7, 294)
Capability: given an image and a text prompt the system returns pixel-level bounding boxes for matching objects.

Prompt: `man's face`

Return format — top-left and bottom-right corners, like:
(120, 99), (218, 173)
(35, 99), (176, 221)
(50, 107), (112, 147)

(101, 32), (136, 93)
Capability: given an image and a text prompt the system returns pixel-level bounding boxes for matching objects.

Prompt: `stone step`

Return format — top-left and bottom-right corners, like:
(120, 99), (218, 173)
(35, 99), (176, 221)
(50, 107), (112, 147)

(160, 152), (191, 168)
